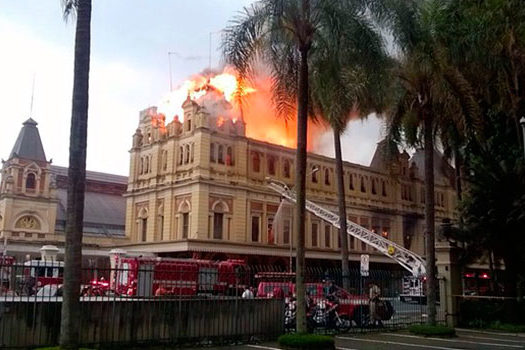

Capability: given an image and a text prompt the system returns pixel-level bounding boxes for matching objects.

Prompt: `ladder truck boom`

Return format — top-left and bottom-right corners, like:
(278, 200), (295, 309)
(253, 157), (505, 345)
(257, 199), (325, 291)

(267, 179), (426, 277)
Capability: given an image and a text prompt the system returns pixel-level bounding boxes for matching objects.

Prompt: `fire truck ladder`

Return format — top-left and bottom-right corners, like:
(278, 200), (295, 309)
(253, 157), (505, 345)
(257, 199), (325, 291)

(267, 179), (426, 277)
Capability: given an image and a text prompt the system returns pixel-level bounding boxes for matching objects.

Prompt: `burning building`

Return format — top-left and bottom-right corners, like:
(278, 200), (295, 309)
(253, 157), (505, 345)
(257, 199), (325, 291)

(120, 70), (458, 268)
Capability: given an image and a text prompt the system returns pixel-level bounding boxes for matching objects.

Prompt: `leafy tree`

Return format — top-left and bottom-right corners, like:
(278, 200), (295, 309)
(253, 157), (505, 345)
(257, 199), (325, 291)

(60, 0), (91, 348)
(223, 0), (360, 332)
(458, 112), (525, 297)
(435, 0), (525, 297)
(309, 10), (390, 290)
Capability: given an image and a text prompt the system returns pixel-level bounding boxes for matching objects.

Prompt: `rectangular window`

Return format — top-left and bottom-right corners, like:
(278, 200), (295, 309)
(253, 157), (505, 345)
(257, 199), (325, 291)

(141, 218), (147, 242)
(382, 219), (390, 238)
(210, 143), (215, 162)
(251, 216), (260, 242)
(182, 213), (189, 238)
(348, 216), (357, 250)
(267, 216), (275, 244)
(158, 216), (164, 240)
(283, 219), (291, 245)
(213, 213), (223, 239)
(311, 222), (318, 247)
(324, 225), (331, 248)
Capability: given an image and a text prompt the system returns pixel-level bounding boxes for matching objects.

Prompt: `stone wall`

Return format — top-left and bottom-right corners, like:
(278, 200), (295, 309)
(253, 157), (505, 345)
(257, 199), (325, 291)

(0, 298), (284, 348)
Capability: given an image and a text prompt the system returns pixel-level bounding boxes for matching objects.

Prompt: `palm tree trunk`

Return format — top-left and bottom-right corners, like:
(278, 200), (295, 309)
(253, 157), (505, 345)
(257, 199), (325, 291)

(294, 45), (309, 334)
(424, 112), (437, 325)
(60, 0), (91, 348)
(333, 130), (350, 290)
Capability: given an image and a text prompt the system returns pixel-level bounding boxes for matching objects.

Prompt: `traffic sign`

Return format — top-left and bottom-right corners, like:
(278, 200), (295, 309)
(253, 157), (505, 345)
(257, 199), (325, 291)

(360, 254), (369, 277)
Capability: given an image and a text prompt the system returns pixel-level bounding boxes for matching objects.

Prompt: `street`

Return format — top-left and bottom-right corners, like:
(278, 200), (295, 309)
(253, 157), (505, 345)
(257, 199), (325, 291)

(200, 329), (525, 350)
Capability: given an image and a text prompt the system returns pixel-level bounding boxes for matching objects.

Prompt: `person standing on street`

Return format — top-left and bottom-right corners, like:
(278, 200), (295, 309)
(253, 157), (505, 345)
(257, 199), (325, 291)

(242, 286), (254, 299)
(369, 283), (383, 327)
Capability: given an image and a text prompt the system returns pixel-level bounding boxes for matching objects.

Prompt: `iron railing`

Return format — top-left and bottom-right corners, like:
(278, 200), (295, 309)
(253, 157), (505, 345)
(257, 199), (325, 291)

(0, 261), (444, 348)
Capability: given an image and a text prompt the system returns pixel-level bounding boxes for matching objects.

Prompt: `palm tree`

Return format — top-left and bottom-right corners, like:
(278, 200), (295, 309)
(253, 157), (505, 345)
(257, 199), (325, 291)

(60, 0), (91, 348)
(378, 0), (480, 325)
(223, 0), (358, 332)
(309, 12), (391, 290)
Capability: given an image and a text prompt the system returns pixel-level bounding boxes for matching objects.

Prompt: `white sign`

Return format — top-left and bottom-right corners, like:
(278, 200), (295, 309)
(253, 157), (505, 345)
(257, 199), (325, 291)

(360, 254), (369, 277)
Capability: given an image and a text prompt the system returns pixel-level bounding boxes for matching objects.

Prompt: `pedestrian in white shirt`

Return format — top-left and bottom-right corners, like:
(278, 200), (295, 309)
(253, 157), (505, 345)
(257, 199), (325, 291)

(242, 286), (254, 299)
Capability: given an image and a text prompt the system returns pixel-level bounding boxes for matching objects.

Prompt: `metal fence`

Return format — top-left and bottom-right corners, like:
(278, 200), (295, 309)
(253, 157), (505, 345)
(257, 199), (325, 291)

(0, 260), (443, 348)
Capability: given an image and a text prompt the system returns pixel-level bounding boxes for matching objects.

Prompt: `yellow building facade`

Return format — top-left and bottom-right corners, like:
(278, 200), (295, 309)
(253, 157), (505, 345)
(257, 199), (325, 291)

(121, 98), (457, 268)
(0, 119), (128, 260)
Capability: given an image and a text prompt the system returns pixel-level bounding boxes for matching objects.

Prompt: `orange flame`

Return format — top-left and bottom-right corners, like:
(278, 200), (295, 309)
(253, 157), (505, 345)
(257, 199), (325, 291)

(156, 67), (324, 150)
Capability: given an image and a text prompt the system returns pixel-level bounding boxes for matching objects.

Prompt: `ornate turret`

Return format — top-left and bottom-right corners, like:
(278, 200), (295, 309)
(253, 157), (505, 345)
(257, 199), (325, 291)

(0, 118), (57, 240)
(1, 118), (52, 197)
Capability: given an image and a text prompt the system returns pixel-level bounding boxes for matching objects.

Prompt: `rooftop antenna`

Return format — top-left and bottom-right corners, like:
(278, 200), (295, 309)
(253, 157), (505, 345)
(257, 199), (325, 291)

(168, 51), (177, 91)
(208, 30), (222, 73)
(208, 32), (212, 72)
(29, 73), (36, 116)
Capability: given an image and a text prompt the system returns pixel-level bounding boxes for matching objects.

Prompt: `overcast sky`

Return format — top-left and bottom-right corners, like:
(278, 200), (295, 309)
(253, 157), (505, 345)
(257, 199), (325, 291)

(0, 1), (384, 176)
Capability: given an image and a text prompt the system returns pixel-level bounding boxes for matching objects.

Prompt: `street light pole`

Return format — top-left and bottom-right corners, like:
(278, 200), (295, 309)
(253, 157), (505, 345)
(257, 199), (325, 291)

(520, 117), (525, 157)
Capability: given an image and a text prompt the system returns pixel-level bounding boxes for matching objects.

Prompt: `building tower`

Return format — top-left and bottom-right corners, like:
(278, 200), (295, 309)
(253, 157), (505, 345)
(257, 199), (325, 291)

(0, 118), (57, 243)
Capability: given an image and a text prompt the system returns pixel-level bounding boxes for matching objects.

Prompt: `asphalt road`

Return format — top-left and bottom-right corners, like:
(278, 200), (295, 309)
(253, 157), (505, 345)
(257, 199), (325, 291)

(199, 329), (525, 350)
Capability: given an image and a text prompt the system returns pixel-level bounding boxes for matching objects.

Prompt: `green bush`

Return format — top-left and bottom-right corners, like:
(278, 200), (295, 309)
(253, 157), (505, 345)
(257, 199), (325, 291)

(408, 324), (456, 337)
(488, 321), (525, 333)
(278, 333), (335, 349)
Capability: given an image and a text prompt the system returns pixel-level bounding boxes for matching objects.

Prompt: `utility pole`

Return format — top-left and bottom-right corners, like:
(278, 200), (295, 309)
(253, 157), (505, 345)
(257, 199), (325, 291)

(29, 74), (36, 116)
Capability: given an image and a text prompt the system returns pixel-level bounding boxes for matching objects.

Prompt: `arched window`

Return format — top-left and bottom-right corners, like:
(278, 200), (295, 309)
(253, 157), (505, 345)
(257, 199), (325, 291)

(179, 201), (191, 239)
(283, 160), (291, 178)
(252, 152), (260, 172)
(213, 202), (224, 239)
(371, 178), (377, 194)
(210, 143), (216, 162)
(218, 145), (224, 164)
(144, 156), (149, 173)
(138, 208), (148, 242)
(178, 147), (183, 165)
(324, 168), (330, 186)
(226, 146), (234, 166)
(26, 173), (36, 190)
(268, 156), (276, 175)
(360, 177), (366, 192)
(312, 167), (319, 183)
(184, 144), (190, 164)
(382, 180), (387, 196)
(139, 158), (144, 175)
(190, 143), (194, 162)
(162, 151), (168, 171)
(15, 215), (41, 230)
(349, 173), (354, 190)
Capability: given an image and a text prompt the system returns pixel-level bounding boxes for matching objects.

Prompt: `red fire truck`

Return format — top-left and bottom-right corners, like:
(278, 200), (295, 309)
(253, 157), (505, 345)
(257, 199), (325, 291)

(0, 255), (15, 291)
(110, 255), (248, 297)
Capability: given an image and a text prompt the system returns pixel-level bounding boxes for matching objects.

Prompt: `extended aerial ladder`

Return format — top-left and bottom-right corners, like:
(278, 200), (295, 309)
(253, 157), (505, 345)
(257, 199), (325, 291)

(267, 179), (426, 277)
